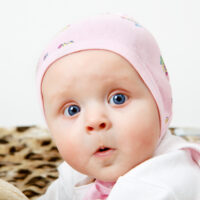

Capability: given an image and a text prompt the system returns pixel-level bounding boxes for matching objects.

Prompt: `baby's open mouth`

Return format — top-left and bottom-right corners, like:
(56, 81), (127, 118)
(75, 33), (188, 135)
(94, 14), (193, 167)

(98, 147), (110, 152)
(94, 146), (115, 157)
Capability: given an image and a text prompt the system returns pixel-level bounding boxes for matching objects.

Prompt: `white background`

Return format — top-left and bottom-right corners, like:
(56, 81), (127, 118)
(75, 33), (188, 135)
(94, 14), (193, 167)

(0, 0), (200, 130)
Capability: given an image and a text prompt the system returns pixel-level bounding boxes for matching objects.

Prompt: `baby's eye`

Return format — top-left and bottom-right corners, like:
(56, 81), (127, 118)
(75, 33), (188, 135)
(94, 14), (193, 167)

(109, 93), (128, 105)
(64, 105), (81, 117)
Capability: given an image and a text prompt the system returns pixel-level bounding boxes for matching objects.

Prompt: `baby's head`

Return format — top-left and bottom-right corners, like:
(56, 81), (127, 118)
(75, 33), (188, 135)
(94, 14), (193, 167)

(36, 14), (172, 182)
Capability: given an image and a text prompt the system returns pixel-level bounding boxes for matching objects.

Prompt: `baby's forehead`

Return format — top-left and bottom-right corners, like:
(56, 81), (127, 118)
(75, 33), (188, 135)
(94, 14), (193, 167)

(42, 52), (146, 101)
(44, 50), (142, 86)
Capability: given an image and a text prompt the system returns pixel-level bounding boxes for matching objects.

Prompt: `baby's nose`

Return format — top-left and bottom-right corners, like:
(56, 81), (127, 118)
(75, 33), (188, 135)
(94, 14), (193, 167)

(85, 118), (111, 133)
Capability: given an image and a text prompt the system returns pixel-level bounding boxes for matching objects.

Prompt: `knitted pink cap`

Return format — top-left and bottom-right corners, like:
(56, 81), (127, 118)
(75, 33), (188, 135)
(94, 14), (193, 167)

(36, 13), (172, 141)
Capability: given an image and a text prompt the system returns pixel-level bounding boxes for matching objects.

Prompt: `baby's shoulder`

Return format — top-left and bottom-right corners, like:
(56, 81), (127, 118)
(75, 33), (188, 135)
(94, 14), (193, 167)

(117, 150), (200, 199)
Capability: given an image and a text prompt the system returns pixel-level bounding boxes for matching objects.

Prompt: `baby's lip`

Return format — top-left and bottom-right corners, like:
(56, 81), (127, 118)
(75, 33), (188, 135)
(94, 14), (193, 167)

(96, 146), (110, 152)
(94, 146), (115, 157)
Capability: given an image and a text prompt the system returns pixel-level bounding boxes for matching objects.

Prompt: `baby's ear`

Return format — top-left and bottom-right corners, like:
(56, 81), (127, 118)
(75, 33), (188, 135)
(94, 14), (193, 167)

(0, 179), (29, 200)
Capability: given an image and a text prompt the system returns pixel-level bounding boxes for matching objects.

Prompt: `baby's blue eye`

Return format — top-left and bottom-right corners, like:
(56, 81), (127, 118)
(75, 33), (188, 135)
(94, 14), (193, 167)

(64, 105), (80, 116)
(109, 94), (127, 105)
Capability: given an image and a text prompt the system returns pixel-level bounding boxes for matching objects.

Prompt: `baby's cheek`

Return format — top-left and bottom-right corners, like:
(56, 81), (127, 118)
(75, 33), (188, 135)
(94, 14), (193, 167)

(117, 120), (157, 155)
(57, 136), (78, 160)
(56, 134), (88, 171)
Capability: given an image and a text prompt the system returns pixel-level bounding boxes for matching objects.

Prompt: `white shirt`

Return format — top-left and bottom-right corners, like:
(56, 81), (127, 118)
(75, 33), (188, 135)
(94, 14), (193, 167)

(38, 131), (200, 200)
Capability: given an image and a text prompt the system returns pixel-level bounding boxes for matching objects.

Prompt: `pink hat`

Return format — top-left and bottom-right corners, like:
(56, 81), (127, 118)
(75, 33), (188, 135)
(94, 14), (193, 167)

(36, 13), (172, 142)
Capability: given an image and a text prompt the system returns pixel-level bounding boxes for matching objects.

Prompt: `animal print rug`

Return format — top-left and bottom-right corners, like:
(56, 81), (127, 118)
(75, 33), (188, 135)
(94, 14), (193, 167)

(0, 126), (199, 199)
(0, 126), (63, 200)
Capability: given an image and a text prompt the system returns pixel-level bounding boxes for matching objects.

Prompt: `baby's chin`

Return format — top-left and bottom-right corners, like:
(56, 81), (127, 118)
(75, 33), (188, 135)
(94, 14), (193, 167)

(85, 166), (131, 182)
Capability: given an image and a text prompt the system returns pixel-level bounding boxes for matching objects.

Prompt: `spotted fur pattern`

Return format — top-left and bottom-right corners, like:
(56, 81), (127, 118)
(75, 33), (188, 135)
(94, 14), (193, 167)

(0, 126), (63, 199)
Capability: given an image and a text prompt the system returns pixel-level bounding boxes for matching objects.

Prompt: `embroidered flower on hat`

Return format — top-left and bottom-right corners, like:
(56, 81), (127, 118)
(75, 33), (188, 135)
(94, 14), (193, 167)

(43, 53), (48, 61)
(120, 15), (142, 27)
(160, 55), (168, 78)
(57, 40), (74, 49)
(165, 116), (169, 124)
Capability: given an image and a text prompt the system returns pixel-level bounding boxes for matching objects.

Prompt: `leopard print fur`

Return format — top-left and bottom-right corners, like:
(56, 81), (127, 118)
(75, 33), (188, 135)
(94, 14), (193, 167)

(0, 126), (63, 200)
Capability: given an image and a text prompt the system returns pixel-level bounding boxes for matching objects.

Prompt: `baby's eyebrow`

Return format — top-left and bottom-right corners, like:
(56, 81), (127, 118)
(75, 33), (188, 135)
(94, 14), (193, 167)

(44, 86), (69, 106)
(50, 90), (70, 102)
(48, 79), (75, 102)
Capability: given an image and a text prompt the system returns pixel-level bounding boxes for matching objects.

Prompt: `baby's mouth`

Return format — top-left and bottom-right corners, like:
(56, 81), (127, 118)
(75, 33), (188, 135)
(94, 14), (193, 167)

(98, 147), (110, 152)
(94, 146), (115, 157)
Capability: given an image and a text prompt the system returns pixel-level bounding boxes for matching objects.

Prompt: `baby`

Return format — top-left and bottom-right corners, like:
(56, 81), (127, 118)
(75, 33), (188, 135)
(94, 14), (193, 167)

(36, 14), (200, 200)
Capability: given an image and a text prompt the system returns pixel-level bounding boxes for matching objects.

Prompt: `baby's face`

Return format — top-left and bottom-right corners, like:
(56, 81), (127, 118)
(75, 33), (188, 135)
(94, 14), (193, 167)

(42, 50), (160, 182)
